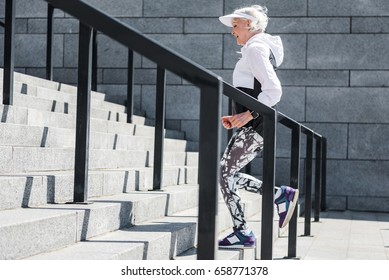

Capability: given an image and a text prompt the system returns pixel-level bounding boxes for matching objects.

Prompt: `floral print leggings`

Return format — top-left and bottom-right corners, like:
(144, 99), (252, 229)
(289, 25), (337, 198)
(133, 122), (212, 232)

(219, 126), (264, 230)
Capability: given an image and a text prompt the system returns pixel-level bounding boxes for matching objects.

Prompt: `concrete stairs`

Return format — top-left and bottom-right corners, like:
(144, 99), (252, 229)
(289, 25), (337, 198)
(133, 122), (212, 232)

(0, 69), (285, 260)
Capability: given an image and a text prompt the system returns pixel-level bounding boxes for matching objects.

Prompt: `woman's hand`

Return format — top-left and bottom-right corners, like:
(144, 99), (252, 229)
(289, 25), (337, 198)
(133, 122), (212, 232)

(221, 111), (253, 129)
(221, 116), (233, 129)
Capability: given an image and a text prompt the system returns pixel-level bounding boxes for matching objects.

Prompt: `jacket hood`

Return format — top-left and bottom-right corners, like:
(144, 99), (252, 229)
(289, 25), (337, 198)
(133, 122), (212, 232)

(243, 33), (284, 67)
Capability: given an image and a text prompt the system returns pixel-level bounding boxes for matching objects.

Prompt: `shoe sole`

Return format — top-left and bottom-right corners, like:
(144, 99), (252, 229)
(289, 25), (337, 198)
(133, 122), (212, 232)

(218, 244), (256, 249)
(280, 189), (299, 228)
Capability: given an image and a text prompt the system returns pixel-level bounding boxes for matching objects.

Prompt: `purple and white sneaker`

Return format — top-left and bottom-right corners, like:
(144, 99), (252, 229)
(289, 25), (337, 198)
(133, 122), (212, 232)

(218, 229), (256, 248)
(274, 186), (299, 228)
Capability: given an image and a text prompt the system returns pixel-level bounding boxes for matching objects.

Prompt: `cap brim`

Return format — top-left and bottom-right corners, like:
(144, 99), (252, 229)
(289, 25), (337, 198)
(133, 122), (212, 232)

(218, 13), (244, 27)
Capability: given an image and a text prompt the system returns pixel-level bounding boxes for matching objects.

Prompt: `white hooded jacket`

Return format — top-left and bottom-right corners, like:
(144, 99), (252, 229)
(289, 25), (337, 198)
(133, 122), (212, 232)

(232, 33), (284, 107)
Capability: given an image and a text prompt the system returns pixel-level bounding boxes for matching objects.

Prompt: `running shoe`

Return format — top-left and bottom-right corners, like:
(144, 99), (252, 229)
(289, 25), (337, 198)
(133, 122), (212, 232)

(274, 186), (299, 228)
(218, 229), (256, 248)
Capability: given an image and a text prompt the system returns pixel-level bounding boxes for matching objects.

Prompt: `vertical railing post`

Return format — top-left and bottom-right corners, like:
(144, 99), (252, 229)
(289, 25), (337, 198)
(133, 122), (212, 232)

(321, 137), (327, 211)
(153, 66), (166, 190)
(227, 98), (232, 140)
(46, 4), (54, 80)
(3, 0), (15, 105)
(197, 80), (222, 260)
(314, 137), (322, 221)
(73, 22), (93, 203)
(288, 124), (301, 258)
(91, 29), (98, 91)
(126, 50), (134, 123)
(260, 110), (277, 260)
(304, 132), (313, 236)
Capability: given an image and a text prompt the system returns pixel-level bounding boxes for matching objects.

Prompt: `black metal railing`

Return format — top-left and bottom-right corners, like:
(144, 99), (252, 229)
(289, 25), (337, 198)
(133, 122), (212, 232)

(2, 0), (15, 105)
(46, 4), (54, 80)
(277, 112), (327, 257)
(1, 0), (327, 260)
(45, 4), (98, 88)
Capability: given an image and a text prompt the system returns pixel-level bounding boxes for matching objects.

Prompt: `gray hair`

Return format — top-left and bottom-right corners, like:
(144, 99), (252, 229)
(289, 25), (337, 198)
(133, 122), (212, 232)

(234, 5), (268, 32)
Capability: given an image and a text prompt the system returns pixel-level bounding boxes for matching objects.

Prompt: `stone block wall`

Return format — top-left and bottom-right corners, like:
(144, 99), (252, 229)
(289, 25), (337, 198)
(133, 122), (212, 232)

(1, 0), (389, 212)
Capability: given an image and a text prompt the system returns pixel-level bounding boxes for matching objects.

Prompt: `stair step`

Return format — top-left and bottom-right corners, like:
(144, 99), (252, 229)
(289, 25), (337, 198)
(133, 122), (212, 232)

(23, 190), (262, 260)
(0, 185), (200, 260)
(12, 92), (130, 122)
(0, 69), (204, 261)
(0, 207), (78, 260)
(0, 104), (185, 139)
(11, 83), (130, 116)
(0, 165), (199, 210)
(0, 122), (188, 152)
(8, 70), (106, 99)
(0, 122), (75, 148)
(0, 145), (199, 173)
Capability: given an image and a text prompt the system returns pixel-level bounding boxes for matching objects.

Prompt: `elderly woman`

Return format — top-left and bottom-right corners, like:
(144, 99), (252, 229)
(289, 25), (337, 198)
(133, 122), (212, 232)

(218, 5), (299, 248)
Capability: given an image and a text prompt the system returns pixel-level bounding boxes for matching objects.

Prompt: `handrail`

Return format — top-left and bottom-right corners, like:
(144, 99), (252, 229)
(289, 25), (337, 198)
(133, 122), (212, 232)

(1, 0), (327, 260)
(223, 82), (275, 116)
(46, 0), (220, 88)
(278, 112), (318, 136)
(45, 0), (222, 260)
(45, 4), (118, 91)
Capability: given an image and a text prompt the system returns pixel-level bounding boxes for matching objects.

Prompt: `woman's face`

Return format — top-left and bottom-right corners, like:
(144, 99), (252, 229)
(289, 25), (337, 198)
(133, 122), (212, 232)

(231, 18), (253, 46)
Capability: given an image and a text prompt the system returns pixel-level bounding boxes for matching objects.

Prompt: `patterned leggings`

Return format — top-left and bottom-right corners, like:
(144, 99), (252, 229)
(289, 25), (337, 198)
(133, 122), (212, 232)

(219, 126), (264, 230)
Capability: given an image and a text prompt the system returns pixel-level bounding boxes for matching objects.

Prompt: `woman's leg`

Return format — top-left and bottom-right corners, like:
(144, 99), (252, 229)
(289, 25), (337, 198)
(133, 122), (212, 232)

(234, 172), (263, 194)
(219, 127), (263, 230)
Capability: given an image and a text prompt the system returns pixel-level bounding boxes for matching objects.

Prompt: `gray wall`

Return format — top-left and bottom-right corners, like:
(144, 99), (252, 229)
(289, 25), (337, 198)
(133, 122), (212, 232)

(1, 0), (389, 212)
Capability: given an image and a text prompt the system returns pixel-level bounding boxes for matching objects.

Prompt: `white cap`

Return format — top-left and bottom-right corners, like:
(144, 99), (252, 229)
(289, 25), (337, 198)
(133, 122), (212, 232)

(218, 12), (258, 27)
